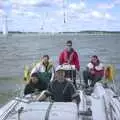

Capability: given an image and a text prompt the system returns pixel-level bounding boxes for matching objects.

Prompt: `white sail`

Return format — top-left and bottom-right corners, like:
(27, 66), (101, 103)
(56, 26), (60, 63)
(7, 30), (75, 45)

(2, 15), (8, 36)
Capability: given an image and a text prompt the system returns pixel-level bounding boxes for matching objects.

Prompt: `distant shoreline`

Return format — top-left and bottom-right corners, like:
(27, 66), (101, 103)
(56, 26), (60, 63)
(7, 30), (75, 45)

(0, 30), (120, 34)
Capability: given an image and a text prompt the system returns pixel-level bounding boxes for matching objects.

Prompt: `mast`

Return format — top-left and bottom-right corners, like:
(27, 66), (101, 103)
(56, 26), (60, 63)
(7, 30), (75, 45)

(63, 0), (66, 24)
(40, 12), (48, 31)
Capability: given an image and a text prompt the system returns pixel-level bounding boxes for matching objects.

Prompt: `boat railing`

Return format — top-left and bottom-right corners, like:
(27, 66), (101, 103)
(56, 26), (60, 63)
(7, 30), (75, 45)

(57, 64), (83, 89)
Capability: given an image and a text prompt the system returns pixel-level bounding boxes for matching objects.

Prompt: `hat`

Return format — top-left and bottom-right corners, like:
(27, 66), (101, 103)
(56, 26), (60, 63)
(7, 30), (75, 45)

(55, 65), (64, 72)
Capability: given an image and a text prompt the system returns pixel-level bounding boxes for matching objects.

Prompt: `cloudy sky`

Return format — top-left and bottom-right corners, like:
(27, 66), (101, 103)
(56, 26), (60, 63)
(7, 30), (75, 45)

(0, 0), (120, 32)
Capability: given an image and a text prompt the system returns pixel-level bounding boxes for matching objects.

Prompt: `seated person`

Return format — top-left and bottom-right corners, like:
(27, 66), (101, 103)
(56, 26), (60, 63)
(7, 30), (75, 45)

(30, 55), (55, 82)
(24, 73), (47, 95)
(83, 55), (104, 88)
(36, 66), (80, 104)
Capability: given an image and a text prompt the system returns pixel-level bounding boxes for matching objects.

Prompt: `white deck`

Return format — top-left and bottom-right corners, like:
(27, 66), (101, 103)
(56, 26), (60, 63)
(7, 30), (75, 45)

(0, 63), (120, 120)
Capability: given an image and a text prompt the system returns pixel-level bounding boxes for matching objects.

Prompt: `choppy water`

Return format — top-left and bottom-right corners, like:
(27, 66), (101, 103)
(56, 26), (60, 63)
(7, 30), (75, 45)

(0, 33), (120, 107)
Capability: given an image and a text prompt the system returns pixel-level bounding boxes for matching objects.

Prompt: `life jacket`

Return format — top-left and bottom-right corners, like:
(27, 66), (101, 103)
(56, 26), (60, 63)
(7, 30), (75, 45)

(24, 65), (32, 82)
(105, 65), (115, 81)
(63, 49), (74, 64)
(24, 61), (53, 83)
(87, 62), (104, 76)
(44, 62), (53, 72)
(87, 62), (104, 71)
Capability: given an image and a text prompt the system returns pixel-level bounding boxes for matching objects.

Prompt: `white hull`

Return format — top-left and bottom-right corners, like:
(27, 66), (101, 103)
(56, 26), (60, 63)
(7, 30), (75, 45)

(0, 82), (120, 120)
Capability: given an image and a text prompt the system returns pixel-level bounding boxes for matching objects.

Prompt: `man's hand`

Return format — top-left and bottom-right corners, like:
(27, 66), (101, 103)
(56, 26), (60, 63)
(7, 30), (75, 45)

(36, 90), (47, 101)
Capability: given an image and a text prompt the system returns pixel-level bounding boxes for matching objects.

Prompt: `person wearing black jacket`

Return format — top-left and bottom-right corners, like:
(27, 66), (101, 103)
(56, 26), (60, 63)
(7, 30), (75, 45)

(24, 73), (46, 95)
(37, 66), (80, 104)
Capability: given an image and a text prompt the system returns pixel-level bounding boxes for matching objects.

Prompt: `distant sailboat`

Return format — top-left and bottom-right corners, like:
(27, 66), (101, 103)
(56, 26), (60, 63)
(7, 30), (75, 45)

(2, 14), (8, 36)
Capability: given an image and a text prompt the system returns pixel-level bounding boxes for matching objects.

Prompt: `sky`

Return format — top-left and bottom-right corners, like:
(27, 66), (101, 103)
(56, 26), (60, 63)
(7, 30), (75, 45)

(0, 0), (120, 32)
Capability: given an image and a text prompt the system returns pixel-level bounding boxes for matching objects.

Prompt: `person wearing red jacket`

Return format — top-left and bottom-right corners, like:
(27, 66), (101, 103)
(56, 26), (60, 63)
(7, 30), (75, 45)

(59, 40), (80, 71)
(59, 40), (80, 88)
(83, 55), (104, 88)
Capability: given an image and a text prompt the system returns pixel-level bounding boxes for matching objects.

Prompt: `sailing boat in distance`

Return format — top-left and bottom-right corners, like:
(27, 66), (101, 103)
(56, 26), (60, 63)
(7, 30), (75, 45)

(2, 14), (8, 36)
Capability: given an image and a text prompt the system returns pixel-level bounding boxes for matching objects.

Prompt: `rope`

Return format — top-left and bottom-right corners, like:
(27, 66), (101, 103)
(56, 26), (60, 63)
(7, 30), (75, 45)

(45, 102), (53, 120)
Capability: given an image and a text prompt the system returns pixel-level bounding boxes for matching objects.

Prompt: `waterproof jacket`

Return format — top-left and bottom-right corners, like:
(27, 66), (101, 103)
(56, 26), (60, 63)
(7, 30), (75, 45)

(87, 62), (104, 77)
(47, 80), (76, 102)
(59, 49), (80, 71)
(30, 62), (55, 81)
(24, 81), (46, 95)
